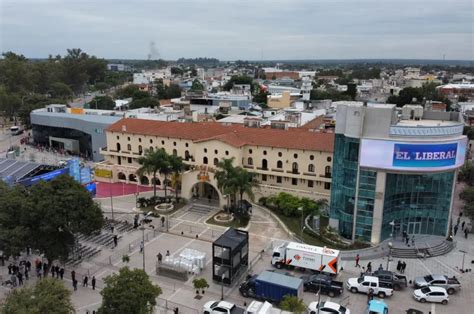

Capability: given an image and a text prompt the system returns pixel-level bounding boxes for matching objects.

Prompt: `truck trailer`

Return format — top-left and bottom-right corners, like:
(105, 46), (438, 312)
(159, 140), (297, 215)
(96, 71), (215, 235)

(239, 271), (303, 303)
(271, 242), (340, 275)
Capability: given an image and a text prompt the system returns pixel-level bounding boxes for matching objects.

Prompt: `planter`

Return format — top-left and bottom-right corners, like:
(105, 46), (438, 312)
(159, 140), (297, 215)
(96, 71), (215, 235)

(214, 213), (234, 223)
(154, 203), (174, 214)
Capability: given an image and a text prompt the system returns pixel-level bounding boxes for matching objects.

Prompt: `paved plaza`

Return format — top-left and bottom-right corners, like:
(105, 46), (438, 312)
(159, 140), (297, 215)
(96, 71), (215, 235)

(0, 137), (473, 313)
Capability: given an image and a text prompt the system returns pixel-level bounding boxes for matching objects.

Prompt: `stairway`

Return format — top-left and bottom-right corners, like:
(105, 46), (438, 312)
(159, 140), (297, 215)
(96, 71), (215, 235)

(391, 239), (456, 259)
(189, 203), (215, 214)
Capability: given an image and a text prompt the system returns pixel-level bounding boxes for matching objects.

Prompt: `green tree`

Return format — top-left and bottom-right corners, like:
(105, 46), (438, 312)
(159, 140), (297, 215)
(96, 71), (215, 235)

(345, 83), (357, 100)
(137, 148), (168, 198)
(49, 82), (73, 100)
(215, 158), (239, 209)
(116, 85), (140, 99)
(458, 162), (474, 186)
(95, 82), (110, 92)
(0, 52), (34, 94)
(0, 175), (104, 270)
(99, 267), (162, 314)
(191, 79), (204, 91)
(1, 278), (74, 314)
(279, 295), (307, 314)
(91, 95), (115, 110)
(165, 84), (182, 99)
(253, 88), (268, 104)
(129, 97), (160, 109)
(169, 154), (184, 200)
(235, 167), (258, 205)
(61, 48), (90, 94)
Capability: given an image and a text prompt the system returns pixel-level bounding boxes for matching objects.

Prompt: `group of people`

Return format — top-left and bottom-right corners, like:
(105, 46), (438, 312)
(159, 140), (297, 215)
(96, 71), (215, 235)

(34, 259), (65, 280)
(156, 250), (171, 263)
(396, 260), (407, 273)
(71, 270), (96, 291)
(453, 215), (470, 239)
(355, 254), (407, 274)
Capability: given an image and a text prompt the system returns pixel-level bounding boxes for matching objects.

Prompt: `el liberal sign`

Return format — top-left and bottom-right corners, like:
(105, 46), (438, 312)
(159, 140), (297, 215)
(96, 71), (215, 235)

(393, 143), (457, 167)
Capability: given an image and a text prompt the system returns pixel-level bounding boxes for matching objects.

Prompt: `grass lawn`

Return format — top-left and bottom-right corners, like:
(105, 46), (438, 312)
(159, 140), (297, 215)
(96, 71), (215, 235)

(205, 211), (250, 228)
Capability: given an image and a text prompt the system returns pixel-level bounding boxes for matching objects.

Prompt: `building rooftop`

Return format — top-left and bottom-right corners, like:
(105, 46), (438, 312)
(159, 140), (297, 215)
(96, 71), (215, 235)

(395, 119), (461, 127)
(107, 118), (335, 152)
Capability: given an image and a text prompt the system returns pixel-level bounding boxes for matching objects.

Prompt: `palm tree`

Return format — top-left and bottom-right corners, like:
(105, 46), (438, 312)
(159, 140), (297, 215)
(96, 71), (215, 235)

(137, 149), (166, 198)
(215, 158), (238, 209)
(168, 154), (184, 200)
(235, 167), (258, 206)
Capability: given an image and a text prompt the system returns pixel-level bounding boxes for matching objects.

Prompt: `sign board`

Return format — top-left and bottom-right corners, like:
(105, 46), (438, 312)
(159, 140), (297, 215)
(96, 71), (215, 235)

(95, 168), (113, 178)
(360, 138), (467, 172)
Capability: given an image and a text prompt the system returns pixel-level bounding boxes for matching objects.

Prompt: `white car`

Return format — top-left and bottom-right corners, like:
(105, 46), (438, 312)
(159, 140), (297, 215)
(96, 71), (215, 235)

(413, 286), (449, 304)
(203, 301), (245, 314)
(308, 301), (350, 314)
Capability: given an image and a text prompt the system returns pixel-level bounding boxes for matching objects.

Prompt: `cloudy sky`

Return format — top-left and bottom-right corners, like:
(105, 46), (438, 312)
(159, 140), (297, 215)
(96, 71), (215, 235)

(1, 0), (473, 60)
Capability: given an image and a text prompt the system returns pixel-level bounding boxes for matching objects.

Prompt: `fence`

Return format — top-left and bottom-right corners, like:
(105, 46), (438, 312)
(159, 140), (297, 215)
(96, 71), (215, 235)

(155, 297), (199, 314)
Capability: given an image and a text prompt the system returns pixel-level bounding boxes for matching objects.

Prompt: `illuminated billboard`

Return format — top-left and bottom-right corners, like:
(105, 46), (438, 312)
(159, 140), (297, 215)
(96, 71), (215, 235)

(360, 138), (467, 172)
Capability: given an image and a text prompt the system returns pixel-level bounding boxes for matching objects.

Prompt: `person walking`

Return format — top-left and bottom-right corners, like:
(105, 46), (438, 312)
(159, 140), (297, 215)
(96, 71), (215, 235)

(411, 236), (415, 246)
(37, 268), (42, 280)
(367, 262), (372, 273)
(73, 279), (78, 291)
(397, 260), (402, 272)
(454, 224), (458, 236)
(161, 216), (165, 227)
(157, 252), (163, 264)
(166, 250), (170, 257)
(464, 228), (469, 239)
(7, 263), (12, 275)
(462, 221), (466, 231)
(83, 275), (88, 287)
(17, 272), (23, 286)
(71, 270), (76, 283)
(113, 235), (118, 248)
(51, 266), (55, 278)
(59, 267), (64, 280)
(367, 288), (374, 304)
(405, 236), (409, 245)
(139, 241), (144, 254)
(401, 261), (406, 274)
(378, 264), (383, 271)
(92, 276), (96, 290)
(24, 268), (29, 280)
(26, 260), (31, 272)
(355, 254), (361, 268)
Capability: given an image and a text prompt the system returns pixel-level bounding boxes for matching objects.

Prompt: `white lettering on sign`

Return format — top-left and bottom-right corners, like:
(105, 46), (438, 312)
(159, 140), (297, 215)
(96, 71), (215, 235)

(414, 150), (456, 161)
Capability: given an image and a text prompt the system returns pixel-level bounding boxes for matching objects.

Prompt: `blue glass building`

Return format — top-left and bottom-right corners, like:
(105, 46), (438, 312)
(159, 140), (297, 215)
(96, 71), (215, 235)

(329, 104), (467, 244)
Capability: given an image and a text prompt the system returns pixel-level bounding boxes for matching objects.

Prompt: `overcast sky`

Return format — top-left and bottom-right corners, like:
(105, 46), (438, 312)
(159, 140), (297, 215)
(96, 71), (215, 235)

(1, 0), (473, 60)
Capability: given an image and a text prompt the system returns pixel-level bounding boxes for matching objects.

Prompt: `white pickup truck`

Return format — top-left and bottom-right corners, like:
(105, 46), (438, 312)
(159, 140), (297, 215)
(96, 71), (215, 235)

(346, 275), (394, 298)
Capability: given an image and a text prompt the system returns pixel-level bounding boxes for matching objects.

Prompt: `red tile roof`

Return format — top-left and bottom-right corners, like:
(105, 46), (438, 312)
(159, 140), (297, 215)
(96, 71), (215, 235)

(107, 118), (334, 152)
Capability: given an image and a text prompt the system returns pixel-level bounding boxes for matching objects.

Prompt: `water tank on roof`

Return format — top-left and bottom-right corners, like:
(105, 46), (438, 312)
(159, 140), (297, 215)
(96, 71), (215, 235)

(401, 106), (411, 120)
(413, 106), (424, 120)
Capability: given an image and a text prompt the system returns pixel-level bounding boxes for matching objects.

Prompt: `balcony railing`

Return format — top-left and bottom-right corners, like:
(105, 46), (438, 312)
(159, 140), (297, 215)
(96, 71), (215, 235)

(287, 169), (299, 174)
(303, 172), (317, 176)
(271, 168), (284, 172)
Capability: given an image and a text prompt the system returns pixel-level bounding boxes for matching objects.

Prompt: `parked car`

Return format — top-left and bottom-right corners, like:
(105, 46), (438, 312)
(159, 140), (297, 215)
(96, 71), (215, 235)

(346, 276), (393, 298)
(300, 274), (344, 297)
(203, 301), (245, 314)
(366, 300), (388, 314)
(308, 301), (350, 314)
(368, 270), (407, 290)
(413, 286), (449, 304)
(413, 274), (461, 294)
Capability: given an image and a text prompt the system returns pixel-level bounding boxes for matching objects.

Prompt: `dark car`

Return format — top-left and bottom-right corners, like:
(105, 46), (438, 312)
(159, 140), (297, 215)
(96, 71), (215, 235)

(369, 270), (408, 291)
(301, 274), (344, 297)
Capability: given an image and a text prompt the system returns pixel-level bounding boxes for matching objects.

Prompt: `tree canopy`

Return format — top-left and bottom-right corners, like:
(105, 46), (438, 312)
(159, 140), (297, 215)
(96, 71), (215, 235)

(1, 278), (74, 314)
(99, 267), (162, 314)
(279, 295), (307, 314)
(0, 175), (104, 266)
(223, 75), (254, 92)
(91, 95), (115, 110)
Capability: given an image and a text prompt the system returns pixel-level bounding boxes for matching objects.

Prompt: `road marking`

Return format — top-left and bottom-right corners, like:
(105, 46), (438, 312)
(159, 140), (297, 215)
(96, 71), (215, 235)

(417, 258), (432, 274)
(431, 303), (436, 313)
(433, 256), (458, 275)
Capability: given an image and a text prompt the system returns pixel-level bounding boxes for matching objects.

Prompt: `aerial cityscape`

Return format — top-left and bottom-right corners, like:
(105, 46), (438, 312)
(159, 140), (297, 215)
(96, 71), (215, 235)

(0, 0), (473, 313)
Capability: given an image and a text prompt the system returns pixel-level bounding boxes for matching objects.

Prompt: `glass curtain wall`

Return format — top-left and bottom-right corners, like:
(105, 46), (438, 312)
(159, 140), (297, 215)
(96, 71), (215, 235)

(381, 171), (454, 240)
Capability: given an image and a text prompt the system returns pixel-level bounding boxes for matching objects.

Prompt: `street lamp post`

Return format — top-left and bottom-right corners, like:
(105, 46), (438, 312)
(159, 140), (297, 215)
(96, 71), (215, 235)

(386, 242), (393, 270)
(298, 207), (304, 241)
(109, 176), (115, 220)
(460, 250), (467, 271)
(317, 251), (326, 314)
(221, 273), (225, 300)
(141, 212), (153, 273)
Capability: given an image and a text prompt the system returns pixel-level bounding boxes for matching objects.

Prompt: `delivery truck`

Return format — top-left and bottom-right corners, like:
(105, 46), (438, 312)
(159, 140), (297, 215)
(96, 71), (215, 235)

(271, 242), (340, 275)
(239, 271), (304, 303)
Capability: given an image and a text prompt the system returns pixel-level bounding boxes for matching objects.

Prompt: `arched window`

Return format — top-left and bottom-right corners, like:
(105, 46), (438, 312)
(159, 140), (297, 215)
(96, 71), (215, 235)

(292, 162), (298, 173)
(325, 165), (331, 175)
(140, 176), (149, 185)
(262, 159), (268, 170)
(138, 145), (143, 154)
(185, 150), (190, 161)
(248, 157), (253, 165)
(277, 160), (283, 168)
(203, 156), (208, 164)
(172, 149), (177, 156)
(118, 172), (126, 180)
(149, 146), (154, 152)
(127, 144), (131, 151)
(213, 158), (219, 166)
(308, 164), (315, 172)
(116, 143), (121, 151)
(128, 174), (137, 182)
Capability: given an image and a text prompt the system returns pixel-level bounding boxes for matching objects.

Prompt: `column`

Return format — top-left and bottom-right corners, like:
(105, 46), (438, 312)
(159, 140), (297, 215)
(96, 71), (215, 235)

(371, 171), (386, 244)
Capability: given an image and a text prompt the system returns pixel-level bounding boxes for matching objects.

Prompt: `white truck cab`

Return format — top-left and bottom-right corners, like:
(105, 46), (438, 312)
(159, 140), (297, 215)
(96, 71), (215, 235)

(346, 276), (393, 298)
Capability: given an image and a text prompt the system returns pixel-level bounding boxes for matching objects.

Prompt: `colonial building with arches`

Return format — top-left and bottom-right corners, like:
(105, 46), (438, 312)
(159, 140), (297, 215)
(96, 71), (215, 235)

(95, 118), (334, 207)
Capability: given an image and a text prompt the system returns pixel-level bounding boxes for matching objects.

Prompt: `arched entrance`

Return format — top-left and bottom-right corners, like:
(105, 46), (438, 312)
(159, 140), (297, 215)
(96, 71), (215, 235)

(117, 172), (126, 180)
(140, 176), (150, 185)
(191, 182), (220, 201)
(181, 170), (225, 208)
